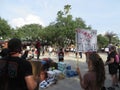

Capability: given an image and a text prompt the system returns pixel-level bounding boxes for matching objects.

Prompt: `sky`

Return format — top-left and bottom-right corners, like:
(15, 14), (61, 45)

(0, 0), (120, 36)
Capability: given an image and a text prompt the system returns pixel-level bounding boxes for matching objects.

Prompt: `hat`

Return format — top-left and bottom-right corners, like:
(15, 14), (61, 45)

(8, 38), (22, 53)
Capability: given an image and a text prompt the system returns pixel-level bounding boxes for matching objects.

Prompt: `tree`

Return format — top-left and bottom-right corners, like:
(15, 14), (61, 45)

(105, 31), (116, 44)
(53, 4), (91, 47)
(0, 17), (12, 39)
(42, 4), (92, 47)
(64, 4), (71, 15)
(15, 24), (43, 40)
(0, 4), (93, 48)
(97, 34), (109, 50)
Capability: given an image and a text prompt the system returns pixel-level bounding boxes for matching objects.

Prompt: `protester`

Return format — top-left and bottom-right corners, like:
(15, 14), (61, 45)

(48, 46), (53, 56)
(75, 51), (82, 58)
(35, 39), (41, 59)
(79, 51), (82, 58)
(58, 48), (64, 62)
(77, 52), (105, 90)
(105, 46), (119, 89)
(21, 50), (29, 60)
(0, 38), (38, 90)
(116, 45), (120, 82)
(0, 40), (9, 57)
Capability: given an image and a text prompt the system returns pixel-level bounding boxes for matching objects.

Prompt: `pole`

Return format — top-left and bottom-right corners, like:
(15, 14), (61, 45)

(76, 29), (79, 67)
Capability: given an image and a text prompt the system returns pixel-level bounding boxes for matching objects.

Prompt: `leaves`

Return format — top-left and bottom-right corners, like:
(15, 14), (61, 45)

(0, 17), (11, 39)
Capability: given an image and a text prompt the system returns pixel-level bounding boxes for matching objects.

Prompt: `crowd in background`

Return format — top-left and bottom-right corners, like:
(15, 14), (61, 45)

(0, 39), (120, 90)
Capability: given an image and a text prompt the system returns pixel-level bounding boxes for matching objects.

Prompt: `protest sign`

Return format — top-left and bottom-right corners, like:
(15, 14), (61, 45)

(76, 29), (97, 52)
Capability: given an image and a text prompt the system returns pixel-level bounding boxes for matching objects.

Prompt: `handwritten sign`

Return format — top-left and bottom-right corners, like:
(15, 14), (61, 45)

(76, 29), (97, 52)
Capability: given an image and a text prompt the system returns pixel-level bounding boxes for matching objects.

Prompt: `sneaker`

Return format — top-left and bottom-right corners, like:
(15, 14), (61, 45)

(39, 80), (49, 89)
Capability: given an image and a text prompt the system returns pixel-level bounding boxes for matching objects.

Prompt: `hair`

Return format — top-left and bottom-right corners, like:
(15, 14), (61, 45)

(109, 46), (116, 51)
(8, 38), (22, 53)
(88, 52), (105, 88)
(39, 70), (48, 79)
(109, 46), (118, 55)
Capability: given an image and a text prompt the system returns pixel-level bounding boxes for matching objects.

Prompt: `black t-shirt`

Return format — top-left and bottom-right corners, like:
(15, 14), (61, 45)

(0, 48), (9, 57)
(107, 51), (115, 62)
(58, 51), (64, 59)
(0, 56), (33, 90)
(107, 51), (118, 74)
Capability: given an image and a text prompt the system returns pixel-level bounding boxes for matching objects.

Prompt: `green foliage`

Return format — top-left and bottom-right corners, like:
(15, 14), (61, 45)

(0, 17), (12, 39)
(97, 33), (119, 50)
(1, 5), (119, 49)
(50, 4), (91, 47)
(105, 31), (116, 44)
(97, 34), (109, 50)
(15, 24), (43, 40)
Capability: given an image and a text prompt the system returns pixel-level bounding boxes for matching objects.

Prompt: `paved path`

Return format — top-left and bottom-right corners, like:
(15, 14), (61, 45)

(37, 52), (120, 90)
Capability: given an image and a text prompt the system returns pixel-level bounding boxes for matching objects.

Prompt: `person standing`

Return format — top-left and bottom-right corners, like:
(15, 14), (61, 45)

(0, 40), (9, 57)
(79, 51), (82, 58)
(116, 45), (120, 82)
(58, 48), (64, 62)
(105, 46), (119, 89)
(35, 39), (41, 59)
(0, 38), (38, 90)
(77, 52), (105, 90)
(48, 46), (53, 56)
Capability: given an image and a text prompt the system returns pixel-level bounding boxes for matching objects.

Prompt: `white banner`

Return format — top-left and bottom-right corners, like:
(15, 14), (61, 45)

(76, 29), (97, 52)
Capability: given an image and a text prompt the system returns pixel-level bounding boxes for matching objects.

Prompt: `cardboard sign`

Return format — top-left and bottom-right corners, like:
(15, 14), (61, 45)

(76, 29), (97, 52)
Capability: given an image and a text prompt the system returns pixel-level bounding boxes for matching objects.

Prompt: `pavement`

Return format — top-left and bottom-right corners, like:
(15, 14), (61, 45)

(36, 52), (120, 90)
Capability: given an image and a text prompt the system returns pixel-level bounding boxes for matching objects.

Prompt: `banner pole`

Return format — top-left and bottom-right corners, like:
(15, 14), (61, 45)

(76, 29), (79, 67)
(76, 52), (79, 67)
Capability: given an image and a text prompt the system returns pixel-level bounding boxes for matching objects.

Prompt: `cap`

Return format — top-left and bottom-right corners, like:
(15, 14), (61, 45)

(8, 38), (22, 53)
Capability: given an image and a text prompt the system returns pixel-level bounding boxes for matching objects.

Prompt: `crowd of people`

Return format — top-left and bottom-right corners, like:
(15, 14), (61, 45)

(0, 38), (65, 90)
(0, 38), (120, 90)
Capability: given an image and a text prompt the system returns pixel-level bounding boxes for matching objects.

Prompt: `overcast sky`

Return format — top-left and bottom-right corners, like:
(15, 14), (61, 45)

(0, 0), (120, 36)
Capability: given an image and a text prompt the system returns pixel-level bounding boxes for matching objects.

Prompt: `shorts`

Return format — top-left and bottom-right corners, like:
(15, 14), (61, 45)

(108, 64), (118, 75)
(59, 58), (64, 62)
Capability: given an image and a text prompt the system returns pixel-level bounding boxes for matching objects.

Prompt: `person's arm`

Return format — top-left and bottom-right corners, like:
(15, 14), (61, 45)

(76, 67), (88, 89)
(76, 67), (82, 81)
(25, 75), (37, 90)
(76, 67), (84, 88)
(23, 61), (39, 90)
(77, 68), (90, 89)
(105, 57), (114, 65)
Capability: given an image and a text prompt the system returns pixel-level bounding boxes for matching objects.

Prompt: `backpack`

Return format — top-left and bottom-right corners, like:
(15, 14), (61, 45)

(115, 54), (120, 64)
(0, 60), (9, 90)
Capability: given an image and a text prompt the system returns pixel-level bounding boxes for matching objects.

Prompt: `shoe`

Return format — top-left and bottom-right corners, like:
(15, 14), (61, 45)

(39, 80), (49, 89)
